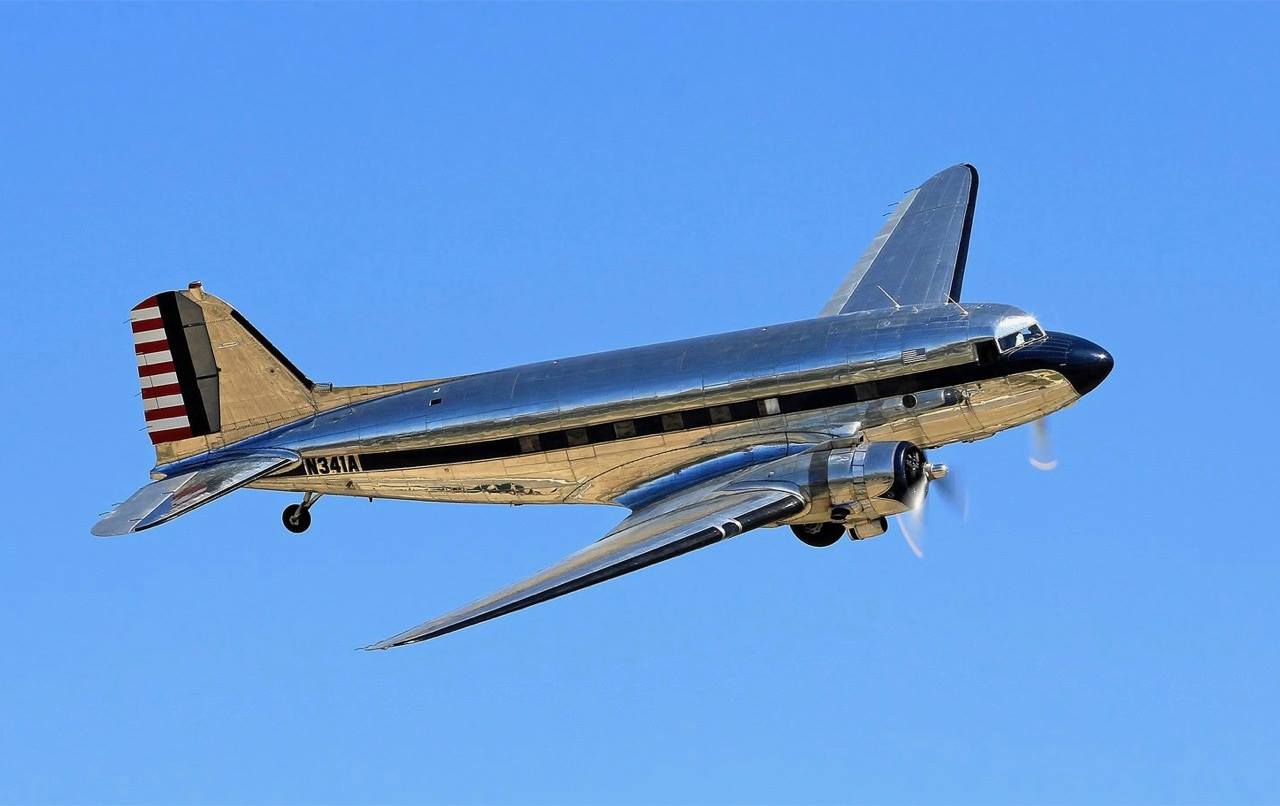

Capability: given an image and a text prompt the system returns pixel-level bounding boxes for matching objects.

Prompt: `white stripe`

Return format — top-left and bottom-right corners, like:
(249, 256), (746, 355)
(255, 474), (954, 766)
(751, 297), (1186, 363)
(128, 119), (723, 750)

(146, 415), (190, 432)
(136, 350), (172, 367)
(143, 394), (185, 411)
(133, 328), (168, 345)
(139, 372), (179, 388)
(130, 306), (161, 323)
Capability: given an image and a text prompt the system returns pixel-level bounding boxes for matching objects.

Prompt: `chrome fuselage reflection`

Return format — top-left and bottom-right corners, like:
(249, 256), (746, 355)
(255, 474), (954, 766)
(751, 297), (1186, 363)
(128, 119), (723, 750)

(157, 302), (1110, 509)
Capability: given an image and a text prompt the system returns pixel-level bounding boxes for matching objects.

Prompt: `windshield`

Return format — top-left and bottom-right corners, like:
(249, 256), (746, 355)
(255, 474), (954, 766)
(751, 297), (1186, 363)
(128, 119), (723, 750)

(997, 321), (1046, 353)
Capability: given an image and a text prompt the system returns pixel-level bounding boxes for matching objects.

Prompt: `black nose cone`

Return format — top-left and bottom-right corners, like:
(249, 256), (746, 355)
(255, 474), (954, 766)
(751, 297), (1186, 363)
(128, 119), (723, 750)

(1064, 336), (1113, 396)
(1007, 332), (1114, 396)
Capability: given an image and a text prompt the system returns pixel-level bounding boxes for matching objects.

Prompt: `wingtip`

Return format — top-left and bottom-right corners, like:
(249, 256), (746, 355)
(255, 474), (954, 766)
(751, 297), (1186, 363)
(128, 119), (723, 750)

(90, 516), (137, 537)
(362, 634), (412, 651)
(928, 163), (978, 183)
(363, 632), (435, 651)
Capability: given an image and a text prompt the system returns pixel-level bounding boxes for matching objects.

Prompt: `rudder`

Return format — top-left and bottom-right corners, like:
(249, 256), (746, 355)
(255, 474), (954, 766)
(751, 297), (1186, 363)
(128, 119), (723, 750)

(130, 283), (316, 464)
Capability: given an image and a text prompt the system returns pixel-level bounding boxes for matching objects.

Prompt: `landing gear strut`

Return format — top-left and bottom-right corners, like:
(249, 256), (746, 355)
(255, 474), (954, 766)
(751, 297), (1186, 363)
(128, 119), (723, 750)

(790, 522), (845, 548)
(282, 492), (322, 534)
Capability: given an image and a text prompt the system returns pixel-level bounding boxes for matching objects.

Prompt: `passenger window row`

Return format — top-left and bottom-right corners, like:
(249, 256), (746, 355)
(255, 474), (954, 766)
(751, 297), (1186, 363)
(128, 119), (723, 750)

(295, 349), (1014, 476)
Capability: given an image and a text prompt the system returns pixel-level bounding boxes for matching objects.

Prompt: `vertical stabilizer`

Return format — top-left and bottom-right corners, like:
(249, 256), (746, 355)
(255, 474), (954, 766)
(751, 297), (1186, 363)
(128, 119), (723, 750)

(129, 284), (317, 464)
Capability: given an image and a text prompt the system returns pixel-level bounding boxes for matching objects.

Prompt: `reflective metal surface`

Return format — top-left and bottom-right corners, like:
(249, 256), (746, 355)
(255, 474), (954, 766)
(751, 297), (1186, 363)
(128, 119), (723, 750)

(235, 302), (1085, 506)
(93, 162), (1115, 648)
(821, 164), (978, 315)
(367, 488), (806, 649)
(93, 450), (298, 536)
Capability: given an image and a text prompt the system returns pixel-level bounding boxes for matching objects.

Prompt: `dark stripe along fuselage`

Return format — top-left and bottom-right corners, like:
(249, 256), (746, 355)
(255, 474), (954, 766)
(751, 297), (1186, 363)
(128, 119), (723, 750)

(160, 303), (1082, 502)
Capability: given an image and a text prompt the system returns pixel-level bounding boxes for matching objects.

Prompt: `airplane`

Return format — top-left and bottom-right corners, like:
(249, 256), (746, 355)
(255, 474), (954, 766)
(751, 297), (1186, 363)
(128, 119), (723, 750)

(93, 164), (1113, 649)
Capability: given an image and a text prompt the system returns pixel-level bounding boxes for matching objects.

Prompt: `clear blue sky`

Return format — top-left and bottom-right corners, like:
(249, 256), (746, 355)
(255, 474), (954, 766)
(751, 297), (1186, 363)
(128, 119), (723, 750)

(2, 4), (1277, 804)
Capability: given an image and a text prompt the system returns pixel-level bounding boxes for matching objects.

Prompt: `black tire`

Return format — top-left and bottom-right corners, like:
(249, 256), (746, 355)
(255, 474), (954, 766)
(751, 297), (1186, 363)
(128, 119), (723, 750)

(282, 503), (311, 534)
(790, 522), (844, 548)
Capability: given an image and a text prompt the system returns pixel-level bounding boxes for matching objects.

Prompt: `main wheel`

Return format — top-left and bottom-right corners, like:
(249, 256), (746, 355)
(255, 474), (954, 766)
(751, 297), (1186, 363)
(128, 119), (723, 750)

(790, 522), (845, 548)
(282, 503), (311, 534)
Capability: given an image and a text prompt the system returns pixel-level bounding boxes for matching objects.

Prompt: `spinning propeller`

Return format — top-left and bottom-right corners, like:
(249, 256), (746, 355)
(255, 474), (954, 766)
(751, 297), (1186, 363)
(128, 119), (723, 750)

(898, 415), (1056, 557)
(1029, 417), (1058, 471)
(897, 460), (966, 558)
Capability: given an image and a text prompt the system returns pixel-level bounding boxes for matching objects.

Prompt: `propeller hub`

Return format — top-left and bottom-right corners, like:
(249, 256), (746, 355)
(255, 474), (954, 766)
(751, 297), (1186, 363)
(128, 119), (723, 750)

(901, 444), (926, 483)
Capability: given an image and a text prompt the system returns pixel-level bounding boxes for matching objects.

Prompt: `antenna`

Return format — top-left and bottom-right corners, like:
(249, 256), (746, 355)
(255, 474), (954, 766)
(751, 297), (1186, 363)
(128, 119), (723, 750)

(877, 285), (901, 309)
(947, 295), (970, 316)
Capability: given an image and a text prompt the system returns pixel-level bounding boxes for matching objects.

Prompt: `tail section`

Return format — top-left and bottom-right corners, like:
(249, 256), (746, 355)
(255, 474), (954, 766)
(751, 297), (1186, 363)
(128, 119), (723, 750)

(130, 283), (316, 464)
(101, 283), (443, 535)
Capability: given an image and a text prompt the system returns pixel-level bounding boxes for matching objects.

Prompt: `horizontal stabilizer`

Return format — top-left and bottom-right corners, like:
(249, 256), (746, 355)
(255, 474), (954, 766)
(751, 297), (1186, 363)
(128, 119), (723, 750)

(92, 451), (298, 536)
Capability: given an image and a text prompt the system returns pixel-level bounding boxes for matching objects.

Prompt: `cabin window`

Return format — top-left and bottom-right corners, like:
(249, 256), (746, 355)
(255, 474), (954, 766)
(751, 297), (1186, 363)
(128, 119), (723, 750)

(634, 415), (665, 436)
(518, 435), (541, 453)
(588, 424), (616, 443)
(709, 405), (733, 424)
(540, 431), (568, 451)
(613, 420), (637, 439)
(565, 427), (589, 447)
(683, 408), (712, 428)
(661, 412), (684, 432)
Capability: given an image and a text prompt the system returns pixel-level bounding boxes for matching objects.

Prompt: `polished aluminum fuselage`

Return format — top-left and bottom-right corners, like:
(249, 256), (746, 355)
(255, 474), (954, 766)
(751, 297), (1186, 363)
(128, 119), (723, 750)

(195, 303), (1077, 509)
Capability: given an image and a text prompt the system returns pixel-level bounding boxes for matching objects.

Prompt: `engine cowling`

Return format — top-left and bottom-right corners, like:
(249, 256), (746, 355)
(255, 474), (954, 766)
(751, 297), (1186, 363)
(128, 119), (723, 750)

(826, 440), (927, 520)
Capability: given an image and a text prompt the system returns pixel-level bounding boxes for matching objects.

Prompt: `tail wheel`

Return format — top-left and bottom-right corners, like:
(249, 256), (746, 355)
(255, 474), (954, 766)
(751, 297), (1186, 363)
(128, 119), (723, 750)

(282, 503), (311, 534)
(790, 522), (844, 548)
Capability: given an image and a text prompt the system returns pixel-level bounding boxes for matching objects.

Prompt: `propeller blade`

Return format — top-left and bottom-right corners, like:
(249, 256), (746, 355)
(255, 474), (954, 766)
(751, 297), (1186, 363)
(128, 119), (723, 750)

(932, 470), (969, 521)
(900, 516), (924, 559)
(899, 479), (928, 558)
(1030, 418), (1058, 471)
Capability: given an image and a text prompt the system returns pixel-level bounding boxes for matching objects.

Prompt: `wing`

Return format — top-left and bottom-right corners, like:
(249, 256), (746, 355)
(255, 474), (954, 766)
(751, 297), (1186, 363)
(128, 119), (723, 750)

(820, 163), (978, 316)
(92, 450), (299, 536)
(365, 486), (806, 649)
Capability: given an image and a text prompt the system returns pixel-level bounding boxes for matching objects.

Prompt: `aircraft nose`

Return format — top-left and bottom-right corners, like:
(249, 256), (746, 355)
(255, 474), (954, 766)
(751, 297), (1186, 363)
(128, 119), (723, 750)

(1008, 332), (1114, 396)
(1065, 335), (1113, 396)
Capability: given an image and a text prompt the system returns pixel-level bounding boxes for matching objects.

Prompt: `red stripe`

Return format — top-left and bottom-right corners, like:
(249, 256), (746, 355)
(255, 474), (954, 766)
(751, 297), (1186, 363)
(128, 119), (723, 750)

(141, 383), (183, 399)
(134, 339), (171, 355)
(132, 296), (157, 311)
(149, 426), (193, 444)
(144, 405), (188, 422)
(131, 318), (166, 333)
(138, 361), (176, 377)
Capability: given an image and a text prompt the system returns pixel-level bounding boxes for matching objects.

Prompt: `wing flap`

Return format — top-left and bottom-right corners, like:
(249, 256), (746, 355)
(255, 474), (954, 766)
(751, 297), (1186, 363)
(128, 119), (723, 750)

(365, 488), (805, 649)
(821, 164), (978, 315)
(92, 451), (299, 536)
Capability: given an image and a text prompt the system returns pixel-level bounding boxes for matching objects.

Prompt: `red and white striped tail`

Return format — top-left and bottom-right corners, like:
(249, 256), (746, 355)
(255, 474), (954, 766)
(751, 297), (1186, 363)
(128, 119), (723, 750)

(127, 286), (319, 457)
(131, 296), (195, 444)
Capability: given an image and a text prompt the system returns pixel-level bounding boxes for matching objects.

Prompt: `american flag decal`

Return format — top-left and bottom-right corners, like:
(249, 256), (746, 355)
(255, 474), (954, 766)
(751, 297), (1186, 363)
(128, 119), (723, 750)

(901, 348), (928, 365)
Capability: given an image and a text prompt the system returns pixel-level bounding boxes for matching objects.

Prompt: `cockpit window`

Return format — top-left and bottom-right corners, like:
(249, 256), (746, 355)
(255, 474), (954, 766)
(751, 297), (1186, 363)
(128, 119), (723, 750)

(997, 323), (1045, 353)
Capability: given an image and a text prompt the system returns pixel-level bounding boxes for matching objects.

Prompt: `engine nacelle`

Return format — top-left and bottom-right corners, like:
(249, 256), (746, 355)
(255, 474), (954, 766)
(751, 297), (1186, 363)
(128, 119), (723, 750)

(826, 440), (927, 520)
